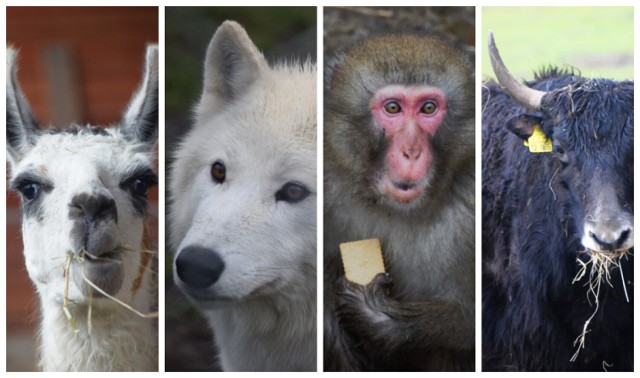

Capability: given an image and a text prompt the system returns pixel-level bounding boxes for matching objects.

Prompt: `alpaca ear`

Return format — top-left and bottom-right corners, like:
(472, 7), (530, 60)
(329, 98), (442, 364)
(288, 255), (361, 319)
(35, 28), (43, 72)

(121, 44), (158, 148)
(197, 20), (268, 117)
(6, 47), (41, 167)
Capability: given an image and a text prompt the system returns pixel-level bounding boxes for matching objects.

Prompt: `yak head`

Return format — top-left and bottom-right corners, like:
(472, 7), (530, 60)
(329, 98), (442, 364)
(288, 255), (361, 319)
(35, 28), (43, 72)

(488, 32), (633, 256)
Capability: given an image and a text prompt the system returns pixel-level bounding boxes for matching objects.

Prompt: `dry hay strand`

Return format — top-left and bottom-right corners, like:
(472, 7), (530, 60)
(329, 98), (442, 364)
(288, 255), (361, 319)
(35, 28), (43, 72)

(570, 248), (631, 363)
(62, 247), (159, 334)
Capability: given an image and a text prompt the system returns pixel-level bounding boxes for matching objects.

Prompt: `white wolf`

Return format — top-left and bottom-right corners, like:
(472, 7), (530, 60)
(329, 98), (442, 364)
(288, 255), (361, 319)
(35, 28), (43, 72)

(169, 21), (317, 371)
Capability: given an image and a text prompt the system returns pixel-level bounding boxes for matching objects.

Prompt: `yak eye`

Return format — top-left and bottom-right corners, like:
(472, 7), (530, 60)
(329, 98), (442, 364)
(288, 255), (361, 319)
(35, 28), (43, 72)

(384, 101), (401, 114)
(276, 182), (310, 204)
(19, 182), (41, 201)
(554, 144), (570, 164)
(211, 161), (226, 184)
(421, 101), (437, 114)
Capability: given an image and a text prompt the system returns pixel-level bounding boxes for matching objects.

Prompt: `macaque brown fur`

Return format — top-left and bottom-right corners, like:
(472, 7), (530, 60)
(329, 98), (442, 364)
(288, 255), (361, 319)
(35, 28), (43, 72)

(324, 34), (475, 371)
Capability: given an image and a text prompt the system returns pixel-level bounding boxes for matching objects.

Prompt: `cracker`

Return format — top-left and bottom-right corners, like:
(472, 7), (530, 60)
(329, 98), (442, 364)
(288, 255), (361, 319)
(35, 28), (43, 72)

(340, 238), (385, 285)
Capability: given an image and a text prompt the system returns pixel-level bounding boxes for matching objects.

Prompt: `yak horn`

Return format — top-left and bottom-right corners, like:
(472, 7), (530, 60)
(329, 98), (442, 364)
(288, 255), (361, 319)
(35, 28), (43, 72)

(488, 31), (545, 110)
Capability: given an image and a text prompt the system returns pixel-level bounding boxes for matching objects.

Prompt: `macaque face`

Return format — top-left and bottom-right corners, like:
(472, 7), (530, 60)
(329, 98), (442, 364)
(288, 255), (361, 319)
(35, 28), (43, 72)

(370, 85), (447, 204)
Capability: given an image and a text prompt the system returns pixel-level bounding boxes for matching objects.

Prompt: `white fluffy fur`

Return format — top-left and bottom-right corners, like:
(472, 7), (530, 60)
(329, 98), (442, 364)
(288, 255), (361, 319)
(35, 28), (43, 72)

(170, 21), (317, 371)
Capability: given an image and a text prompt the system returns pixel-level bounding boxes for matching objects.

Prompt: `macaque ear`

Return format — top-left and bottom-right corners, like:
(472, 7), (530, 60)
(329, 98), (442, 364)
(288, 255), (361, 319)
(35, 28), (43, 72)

(324, 52), (347, 91)
(506, 114), (542, 141)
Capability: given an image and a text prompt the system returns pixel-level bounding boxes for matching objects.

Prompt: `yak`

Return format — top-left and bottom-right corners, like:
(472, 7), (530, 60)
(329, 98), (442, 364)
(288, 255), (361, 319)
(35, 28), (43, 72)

(482, 32), (633, 372)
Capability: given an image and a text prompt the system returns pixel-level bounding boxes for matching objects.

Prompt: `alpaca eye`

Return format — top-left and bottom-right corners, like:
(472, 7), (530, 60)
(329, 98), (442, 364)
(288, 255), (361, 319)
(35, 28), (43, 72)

(19, 182), (41, 201)
(132, 178), (150, 196)
(384, 101), (401, 114)
(122, 169), (158, 198)
(276, 182), (310, 204)
(211, 161), (226, 184)
(421, 101), (437, 114)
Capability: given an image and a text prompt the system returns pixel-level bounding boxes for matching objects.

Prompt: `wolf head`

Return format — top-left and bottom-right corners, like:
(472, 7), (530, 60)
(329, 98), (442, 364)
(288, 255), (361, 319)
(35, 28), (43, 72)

(170, 21), (317, 308)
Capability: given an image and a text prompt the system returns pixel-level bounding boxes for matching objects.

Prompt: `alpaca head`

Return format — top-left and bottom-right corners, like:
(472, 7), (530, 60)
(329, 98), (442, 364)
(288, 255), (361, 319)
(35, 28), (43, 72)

(6, 45), (158, 308)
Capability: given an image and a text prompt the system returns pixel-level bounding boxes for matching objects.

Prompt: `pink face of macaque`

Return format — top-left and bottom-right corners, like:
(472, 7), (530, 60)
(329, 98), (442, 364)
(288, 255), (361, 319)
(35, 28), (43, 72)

(370, 85), (447, 204)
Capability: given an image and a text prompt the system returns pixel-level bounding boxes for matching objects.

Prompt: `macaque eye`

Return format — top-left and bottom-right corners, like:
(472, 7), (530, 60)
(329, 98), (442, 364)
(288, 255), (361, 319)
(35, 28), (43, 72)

(211, 161), (226, 184)
(384, 101), (402, 114)
(421, 101), (437, 114)
(276, 182), (310, 204)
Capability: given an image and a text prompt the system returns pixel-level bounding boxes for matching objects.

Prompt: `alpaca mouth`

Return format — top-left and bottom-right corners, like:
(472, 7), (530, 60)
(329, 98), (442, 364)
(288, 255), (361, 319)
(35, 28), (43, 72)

(72, 249), (125, 298)
(84, 249), (122, 264)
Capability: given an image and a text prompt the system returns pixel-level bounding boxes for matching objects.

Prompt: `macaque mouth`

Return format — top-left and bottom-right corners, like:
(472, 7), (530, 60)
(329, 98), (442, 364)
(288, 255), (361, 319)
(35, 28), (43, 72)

(393, 181), (418, 191)
(381, 179), (426, 203)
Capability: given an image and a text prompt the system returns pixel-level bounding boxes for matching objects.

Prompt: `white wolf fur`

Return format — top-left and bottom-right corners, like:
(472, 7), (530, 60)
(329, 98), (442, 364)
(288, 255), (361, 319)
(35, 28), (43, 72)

(170, 21), (317, 371)
(6, 46), (158, 371)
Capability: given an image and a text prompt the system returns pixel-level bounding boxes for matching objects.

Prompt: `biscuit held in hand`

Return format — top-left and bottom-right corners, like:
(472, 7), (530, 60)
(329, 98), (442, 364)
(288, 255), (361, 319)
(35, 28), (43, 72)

(340, 238), (386, 285)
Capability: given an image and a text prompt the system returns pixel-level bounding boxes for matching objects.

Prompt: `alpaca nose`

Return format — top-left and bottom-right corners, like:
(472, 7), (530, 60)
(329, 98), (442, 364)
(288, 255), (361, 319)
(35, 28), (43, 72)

(69, 192), (118, 225)
(175, 246), (225, 288)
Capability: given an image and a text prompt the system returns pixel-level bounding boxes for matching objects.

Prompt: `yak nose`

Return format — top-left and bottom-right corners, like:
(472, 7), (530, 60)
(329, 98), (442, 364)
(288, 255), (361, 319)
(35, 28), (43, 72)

(583, 219), (633, 252)
(175, 246), (225, 288)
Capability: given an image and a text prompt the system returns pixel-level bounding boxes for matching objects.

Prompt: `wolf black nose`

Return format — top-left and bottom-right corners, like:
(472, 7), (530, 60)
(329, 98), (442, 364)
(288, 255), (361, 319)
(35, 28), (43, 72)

(176, 246), (225, 288)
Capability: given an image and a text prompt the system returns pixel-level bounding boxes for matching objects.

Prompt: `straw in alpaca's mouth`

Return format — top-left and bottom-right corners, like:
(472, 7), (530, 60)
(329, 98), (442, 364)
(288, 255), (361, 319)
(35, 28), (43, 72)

(63, 247), (158, 334)
(570, 248), (631, 363)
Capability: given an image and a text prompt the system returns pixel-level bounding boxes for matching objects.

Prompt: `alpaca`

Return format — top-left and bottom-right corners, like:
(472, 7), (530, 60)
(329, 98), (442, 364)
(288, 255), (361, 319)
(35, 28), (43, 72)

(6, 45), (159, 371)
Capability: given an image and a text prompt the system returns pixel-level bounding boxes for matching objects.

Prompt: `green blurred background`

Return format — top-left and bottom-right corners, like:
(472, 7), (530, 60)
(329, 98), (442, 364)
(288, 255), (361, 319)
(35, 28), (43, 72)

(482, 7), (633, 81)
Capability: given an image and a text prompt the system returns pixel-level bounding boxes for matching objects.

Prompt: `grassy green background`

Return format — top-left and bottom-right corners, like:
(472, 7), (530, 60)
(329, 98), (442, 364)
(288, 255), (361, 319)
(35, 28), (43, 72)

(482, 7), (633, 81)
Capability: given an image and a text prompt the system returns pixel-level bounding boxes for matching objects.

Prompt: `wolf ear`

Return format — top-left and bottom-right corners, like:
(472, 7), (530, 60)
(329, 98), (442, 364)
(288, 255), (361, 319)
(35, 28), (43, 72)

(6, 47), (41, 167)
(121, 44), (159, 148)
(199, 20), (268, 111)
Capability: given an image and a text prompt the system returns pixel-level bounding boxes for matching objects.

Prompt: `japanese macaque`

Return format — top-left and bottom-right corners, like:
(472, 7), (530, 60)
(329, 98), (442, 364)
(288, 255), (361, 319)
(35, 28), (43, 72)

(324, 34), (475, 371)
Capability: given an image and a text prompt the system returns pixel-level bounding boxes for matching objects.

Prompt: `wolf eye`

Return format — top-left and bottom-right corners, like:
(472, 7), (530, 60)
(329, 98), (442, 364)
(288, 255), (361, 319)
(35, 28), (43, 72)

(276, 182), (310, 204)
(211, 161), (226, 184)
(384, 101), (401, 114)
(421, 101), (437, 114)
(19, 182), (41, 201)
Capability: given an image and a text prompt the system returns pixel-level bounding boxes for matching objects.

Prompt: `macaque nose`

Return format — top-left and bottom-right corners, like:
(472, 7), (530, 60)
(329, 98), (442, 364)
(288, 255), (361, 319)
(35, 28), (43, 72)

(402, 146), (422, 161)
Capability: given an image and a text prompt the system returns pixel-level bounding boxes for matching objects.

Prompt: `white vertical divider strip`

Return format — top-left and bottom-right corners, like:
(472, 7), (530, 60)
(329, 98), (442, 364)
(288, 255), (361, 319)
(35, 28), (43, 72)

(158, 5), (166, 373)
(316, 4), (325, 373)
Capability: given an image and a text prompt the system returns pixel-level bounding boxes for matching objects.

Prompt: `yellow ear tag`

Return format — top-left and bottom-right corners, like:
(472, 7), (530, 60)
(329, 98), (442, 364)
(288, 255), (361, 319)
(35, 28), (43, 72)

(523, 125), (552, 153)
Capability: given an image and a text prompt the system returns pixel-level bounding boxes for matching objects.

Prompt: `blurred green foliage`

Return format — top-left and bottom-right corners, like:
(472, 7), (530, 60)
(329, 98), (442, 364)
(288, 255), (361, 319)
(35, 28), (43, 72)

(482, 7), (633, 81)
(165, 7), (316, 117)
